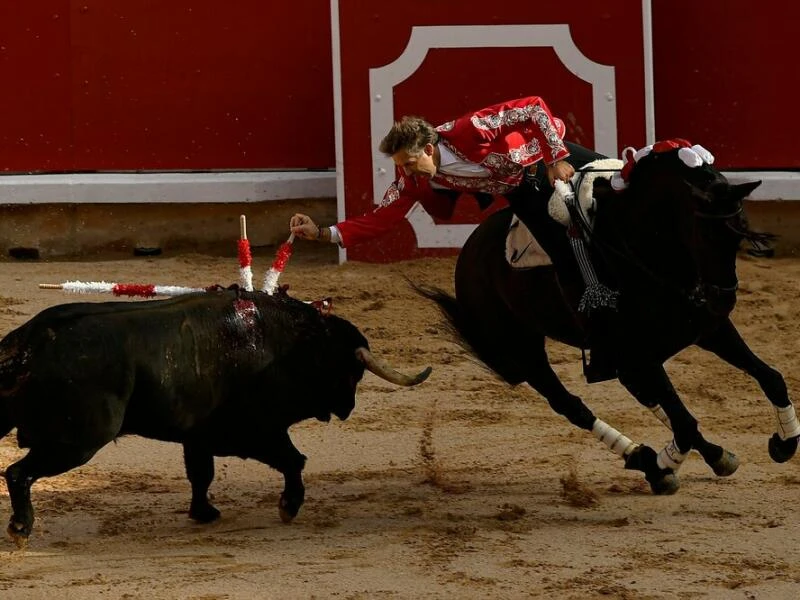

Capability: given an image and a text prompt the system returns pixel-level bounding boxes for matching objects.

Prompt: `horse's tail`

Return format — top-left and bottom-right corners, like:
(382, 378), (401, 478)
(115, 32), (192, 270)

(411, 282), (528, 385)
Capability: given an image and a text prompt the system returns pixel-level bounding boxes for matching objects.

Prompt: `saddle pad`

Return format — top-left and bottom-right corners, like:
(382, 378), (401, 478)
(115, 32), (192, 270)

(548, 158), (624, 227)
(505, 215), (552, 269)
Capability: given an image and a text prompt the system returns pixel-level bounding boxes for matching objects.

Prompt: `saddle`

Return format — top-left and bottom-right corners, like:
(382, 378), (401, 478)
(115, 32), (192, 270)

(504, 158), (623, 270)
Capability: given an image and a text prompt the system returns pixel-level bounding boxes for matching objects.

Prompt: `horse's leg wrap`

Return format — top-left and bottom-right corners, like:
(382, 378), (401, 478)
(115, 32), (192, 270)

(650, 405), (672, 429)
(592, 419), (638, 458)
(774, 403), (800, 441)
(656, 439), (689, 471)
(563, 192), (619, 313)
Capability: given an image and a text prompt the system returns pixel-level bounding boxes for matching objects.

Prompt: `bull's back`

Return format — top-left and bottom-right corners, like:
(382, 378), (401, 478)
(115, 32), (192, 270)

(1, 292), (276, 445)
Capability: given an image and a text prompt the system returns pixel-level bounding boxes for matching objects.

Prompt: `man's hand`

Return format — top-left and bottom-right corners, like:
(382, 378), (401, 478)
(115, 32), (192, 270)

(289, 213), (320, 240)
(546, 160), (575, 187)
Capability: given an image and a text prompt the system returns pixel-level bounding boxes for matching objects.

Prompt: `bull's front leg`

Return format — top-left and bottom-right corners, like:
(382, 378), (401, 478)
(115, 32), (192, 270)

(257, 430), (307, 524)
(696, 318), (799, 463)
(183, 443), (220, 523)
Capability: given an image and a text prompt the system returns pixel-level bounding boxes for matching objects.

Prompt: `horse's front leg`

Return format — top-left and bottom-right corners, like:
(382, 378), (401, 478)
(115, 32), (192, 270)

(696, 318), (799, 463)
(617, 362), (701, 493)
(646, 403), (739, 477)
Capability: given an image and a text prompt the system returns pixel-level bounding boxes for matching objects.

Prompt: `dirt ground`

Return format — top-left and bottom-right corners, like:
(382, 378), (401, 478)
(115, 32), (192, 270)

(0, 243), (799, 600)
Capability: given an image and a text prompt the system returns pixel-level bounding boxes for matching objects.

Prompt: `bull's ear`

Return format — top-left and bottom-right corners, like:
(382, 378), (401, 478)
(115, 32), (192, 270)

(731, 180), (762, 200)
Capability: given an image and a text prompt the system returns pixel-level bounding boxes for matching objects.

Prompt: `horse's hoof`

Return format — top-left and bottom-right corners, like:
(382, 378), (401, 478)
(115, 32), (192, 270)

(648, 472), (680, 495)
(7, 521), (30, 549)
(710, 450), (739, 477)
(768, 433), (798, 463)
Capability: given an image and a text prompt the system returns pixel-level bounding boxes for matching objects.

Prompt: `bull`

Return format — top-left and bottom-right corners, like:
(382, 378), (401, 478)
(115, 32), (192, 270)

(0, 288), (431, 544)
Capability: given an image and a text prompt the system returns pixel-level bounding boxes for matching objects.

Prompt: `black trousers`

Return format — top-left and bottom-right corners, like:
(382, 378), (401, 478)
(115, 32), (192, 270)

(504, 142), (607, 306)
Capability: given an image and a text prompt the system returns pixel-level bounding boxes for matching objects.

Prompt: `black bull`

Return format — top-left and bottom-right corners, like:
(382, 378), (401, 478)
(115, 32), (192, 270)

(418, 148), (799, 495)
(0, 289), (430, 543)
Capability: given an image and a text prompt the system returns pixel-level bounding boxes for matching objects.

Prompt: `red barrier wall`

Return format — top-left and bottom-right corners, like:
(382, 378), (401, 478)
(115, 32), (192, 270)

(0, 1), (333, 172)
(1, 3), (796, 175)
(652, 0), (798, 168)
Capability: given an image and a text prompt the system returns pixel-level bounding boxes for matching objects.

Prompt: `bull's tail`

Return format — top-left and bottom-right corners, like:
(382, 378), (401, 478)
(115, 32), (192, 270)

(411, 283), (527, 385)
(0, 337), (25, 440)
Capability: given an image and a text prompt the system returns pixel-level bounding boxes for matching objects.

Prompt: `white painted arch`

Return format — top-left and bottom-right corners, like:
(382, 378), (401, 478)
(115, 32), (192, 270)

(367, 24), (618, 249)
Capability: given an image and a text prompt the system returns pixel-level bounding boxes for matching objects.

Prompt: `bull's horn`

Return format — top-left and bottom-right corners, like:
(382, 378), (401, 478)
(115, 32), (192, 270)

(355, 347), (432, 386)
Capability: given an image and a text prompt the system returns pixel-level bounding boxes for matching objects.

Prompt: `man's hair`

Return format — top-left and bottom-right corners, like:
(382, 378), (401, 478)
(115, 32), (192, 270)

(379, 116), (439, 156)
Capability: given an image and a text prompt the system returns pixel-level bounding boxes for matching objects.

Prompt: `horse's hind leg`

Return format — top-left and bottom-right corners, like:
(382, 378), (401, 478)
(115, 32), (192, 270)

(5, 444), (101, 545)
(523, 345), (677, 494)
(696, 318), (798, 463)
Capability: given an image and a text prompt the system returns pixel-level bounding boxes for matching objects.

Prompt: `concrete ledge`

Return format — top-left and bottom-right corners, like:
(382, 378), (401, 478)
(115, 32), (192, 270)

(0, 200), (338, 259)
(0, 171), (336, 204)
(726, 171), (800, 201)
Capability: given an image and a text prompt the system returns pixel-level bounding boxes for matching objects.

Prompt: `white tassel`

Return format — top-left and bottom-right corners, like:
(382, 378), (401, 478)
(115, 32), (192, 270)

(592, 419), (638, 458)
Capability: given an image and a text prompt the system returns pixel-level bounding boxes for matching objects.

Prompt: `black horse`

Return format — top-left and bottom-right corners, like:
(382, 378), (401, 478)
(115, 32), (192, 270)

(419, 145), (799, 494)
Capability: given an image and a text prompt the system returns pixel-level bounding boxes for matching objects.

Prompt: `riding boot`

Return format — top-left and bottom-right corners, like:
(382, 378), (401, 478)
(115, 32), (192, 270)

(582, 308), (619, 383)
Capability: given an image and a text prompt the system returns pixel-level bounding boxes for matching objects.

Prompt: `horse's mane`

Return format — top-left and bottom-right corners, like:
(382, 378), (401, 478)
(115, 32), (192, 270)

(618, 147), (775, 254)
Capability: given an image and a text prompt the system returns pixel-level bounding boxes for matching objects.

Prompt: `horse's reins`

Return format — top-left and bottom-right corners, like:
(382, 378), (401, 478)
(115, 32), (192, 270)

(566, 166), (744, 310)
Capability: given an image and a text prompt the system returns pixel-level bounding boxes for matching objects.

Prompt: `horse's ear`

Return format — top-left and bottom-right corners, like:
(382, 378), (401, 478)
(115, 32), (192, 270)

(731, 180), (761, 200)
(685, 181), (712, 203)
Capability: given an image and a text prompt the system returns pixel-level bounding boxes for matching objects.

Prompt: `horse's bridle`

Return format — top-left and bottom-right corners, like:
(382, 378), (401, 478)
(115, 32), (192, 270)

(571, 166), (745, 314)
(688, 200), (745, 309)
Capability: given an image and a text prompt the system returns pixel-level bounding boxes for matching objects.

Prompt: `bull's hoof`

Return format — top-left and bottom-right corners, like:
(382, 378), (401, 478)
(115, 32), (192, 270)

(7, 520), (30, 548)
(710, 449), (739, 477)
(189, 501), (221, 524)
(768, 433), (799, 464)
(278, 494), (301, 524)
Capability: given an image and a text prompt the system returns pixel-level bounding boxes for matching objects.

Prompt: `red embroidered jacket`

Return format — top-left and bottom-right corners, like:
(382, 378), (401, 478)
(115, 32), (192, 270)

(336, 96), (569, 248)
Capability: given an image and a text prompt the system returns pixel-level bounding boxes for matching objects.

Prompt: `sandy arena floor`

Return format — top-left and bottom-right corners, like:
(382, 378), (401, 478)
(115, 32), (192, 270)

(0, 244), (799, 599)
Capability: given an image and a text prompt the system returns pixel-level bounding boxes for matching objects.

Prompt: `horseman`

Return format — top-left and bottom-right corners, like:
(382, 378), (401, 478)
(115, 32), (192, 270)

(289, 96), (616, 381)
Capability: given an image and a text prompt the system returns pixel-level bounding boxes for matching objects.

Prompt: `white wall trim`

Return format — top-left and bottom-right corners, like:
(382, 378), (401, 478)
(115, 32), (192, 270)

(0, 171), (336, 204)
(330, 0), (347, 261)
(367, 24), (617, 249)
(642, 0), (656, 145)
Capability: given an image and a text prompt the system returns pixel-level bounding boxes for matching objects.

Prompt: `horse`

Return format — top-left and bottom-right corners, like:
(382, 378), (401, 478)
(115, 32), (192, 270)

(418, 143), (798, 494)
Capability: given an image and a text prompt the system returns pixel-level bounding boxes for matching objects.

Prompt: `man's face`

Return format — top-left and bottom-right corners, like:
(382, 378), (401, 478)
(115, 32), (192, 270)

(392, 144), (437, 178)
